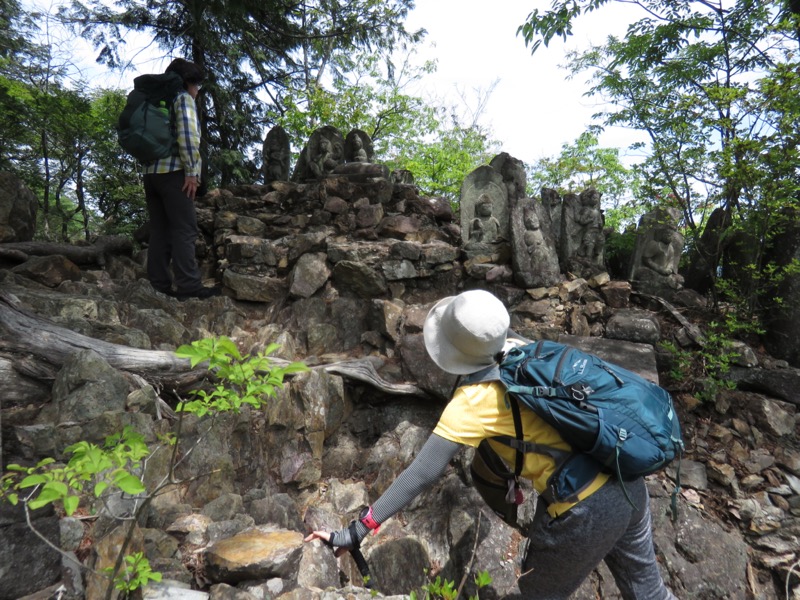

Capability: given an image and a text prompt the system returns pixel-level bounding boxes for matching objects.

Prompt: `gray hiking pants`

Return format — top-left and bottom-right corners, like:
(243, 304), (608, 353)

(143, 170), (203, 295)
(519, 477), (676, 600)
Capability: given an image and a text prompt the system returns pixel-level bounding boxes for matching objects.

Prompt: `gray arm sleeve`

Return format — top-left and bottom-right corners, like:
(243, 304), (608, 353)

(329, 433), (462, 548)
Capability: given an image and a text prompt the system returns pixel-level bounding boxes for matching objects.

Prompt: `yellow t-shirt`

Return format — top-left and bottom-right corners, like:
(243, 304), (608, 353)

(433, 381), (609, 517)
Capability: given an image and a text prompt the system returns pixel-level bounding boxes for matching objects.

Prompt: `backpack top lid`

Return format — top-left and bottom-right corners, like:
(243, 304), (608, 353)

(132, 72), (185, 105)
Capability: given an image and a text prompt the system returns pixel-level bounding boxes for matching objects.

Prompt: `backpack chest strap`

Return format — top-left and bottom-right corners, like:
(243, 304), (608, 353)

(491, 435), (572, 463)
(505, 383), (593, 402)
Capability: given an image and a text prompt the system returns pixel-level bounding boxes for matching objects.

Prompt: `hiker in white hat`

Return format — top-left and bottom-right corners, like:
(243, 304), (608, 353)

(305, 289), (676, 599)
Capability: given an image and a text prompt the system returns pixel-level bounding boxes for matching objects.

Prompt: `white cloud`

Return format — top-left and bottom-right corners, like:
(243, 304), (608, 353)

(404, 0), (649, 166)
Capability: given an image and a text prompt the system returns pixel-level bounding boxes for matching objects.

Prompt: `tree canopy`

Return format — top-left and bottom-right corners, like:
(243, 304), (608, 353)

(61, 0), (424, 186)
(521, 1), (800, 307)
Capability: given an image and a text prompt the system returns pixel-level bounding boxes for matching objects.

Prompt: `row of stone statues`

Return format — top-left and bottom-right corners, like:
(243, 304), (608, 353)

(263, 124), (685, 298)
(263, 125), (377, 184)
(458, 152), (684, 297)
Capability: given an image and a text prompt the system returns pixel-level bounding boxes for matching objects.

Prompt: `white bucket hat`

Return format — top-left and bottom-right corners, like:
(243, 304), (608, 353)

(423, 290), (510, 375)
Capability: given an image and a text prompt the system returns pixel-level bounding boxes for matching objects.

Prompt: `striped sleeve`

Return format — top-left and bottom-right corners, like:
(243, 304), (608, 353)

(174, 92), (202, 178)
(328, 433), (461, 548)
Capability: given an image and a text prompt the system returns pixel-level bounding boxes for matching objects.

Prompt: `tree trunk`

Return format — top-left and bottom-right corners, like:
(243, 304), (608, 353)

(0, 291), (425, 396)
(0, 236), (134, 266)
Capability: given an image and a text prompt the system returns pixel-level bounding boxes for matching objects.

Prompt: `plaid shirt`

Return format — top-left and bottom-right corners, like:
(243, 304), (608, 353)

(143, 91), (202, 178)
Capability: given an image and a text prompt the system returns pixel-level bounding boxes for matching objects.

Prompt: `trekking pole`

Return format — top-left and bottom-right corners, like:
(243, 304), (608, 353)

(324, 535), (374, 589)
(349, 547), (374, 589)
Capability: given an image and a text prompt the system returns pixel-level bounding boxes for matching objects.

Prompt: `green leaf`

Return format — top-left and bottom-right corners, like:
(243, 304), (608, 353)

(18, 474), (48, 488)
(94, 481), (109, 497)
(28, 486), (64, 509)
(46, 480), (69, 497)
(114, 473), (146, 495)
(216, 336), (242, 359)
(63, 495), (79, 516)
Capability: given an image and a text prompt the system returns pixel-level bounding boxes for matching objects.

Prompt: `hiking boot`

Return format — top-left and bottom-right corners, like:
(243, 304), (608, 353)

(174, 286), (222, 301)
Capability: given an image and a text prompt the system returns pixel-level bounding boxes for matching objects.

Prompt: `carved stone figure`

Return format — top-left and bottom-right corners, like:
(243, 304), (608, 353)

(523, 208), (544, 251)
(469, 195), (502, 243)
(291, 126), (345, 182)
(311, 136), (336, 177)
(642, 228), (679, 276)
(576, 188), (604, 262)
(509, 197), (561, 289)
(541, 187), (562, 245)
(459, 165), (508, 247)
(629, 206), (684, 298)
(262, 125), (291, 183)
(391, 169), (415, 185)
(344, 129), (374, 163)
(559, 188), (606, 278)
(489, 152), (527, 202)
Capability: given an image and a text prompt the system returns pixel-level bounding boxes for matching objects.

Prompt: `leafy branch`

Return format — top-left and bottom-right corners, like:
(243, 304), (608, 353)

(1, 336), (308, 599)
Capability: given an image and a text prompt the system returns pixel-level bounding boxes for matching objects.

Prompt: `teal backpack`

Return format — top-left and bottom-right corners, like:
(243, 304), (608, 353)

(117, 73), (184, 163)
(465, 339), (684, 522)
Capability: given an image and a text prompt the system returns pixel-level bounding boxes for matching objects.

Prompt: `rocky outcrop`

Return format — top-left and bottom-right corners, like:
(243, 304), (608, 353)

(0, 175), (798, 600)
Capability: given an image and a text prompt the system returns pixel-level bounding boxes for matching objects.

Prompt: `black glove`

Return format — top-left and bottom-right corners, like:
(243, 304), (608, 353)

(328, 519), (369, 549)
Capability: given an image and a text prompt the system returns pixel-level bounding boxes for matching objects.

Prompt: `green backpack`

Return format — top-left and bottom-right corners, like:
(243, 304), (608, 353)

(117, 72), (184, 163)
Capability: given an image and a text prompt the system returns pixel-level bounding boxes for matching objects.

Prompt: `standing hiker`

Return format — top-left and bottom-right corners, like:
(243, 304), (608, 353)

(304, 289), (677, 599)
(142, 58), (219, 300)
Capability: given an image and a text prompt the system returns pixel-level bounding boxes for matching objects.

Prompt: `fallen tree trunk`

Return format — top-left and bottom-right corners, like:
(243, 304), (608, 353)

(0, 290), (194, 382)
(0, 291), (425, 397)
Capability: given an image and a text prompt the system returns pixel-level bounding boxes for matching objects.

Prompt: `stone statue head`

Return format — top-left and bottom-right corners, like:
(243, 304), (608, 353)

(524, 209), (540, 230)
(476, 194), (494, 216)
(581, 188), (601, 207)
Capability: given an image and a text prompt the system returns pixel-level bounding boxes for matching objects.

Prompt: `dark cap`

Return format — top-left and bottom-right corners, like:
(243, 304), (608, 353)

(165, 58), (205, 85)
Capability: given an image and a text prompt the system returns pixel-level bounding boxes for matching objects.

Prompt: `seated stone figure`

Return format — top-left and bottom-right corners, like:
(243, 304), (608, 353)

(630, 207), (684, 296)
(351, 136), (368, 162)
(469, 195), (502, 244)
(642, 227), (679, 276)
(309, 136), (339, 178)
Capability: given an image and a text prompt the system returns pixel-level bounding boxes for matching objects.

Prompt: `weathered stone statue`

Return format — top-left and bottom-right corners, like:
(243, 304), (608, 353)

(469, 194), (502, 243)
(263, 125), (291, 183)
(576, 188), (604, 262)
(291, 126), (345, 182)
(559, 187), (606, 277)
(629, 206), (684, 297)
(541, 187), (562, 246)
(344, 129), (374, 163)
(0, 171), (37, 242)
(460, 165), (508, 247)
(311, 137), (336, 177)
(489, 152), (527, 202)
(391, 169), (415, 185)
(523, 208), (544, 252)
(460, 164), (510, 274)
(509, 198), (561, 289)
